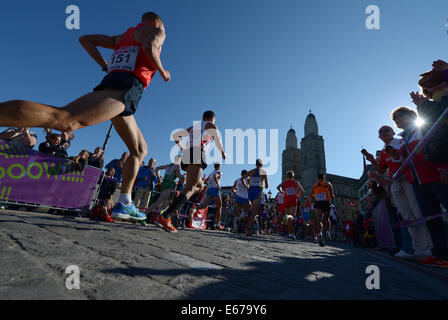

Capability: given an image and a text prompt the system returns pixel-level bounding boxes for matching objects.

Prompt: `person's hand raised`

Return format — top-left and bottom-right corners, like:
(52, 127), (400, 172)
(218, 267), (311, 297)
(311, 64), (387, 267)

(410, 91), (428, 106)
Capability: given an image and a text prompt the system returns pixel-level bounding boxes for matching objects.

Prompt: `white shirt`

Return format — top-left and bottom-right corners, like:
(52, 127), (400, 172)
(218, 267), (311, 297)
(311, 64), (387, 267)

(207, 170), (221, 189)
(235, 178), (249, 199)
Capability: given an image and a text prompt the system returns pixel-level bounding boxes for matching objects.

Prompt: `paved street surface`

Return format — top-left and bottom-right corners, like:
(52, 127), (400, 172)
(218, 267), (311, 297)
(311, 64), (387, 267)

(1, 209), (448, 300)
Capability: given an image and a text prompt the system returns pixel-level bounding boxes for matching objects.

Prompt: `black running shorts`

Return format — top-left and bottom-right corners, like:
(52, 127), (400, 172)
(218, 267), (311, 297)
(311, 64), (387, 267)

(314, 201), (331, 213)
(94, 72), (144, 117)
(181, 147), (208, 171)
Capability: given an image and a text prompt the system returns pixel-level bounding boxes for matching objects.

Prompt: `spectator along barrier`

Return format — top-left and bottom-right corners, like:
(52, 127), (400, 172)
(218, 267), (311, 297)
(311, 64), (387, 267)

(392, 106), (448, 180)
(0, 142), (102, 212)
(391, 106), (448, 228)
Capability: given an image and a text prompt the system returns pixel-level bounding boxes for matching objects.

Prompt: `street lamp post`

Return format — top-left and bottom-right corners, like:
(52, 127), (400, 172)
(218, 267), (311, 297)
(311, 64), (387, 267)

(102, 122), (113, 154)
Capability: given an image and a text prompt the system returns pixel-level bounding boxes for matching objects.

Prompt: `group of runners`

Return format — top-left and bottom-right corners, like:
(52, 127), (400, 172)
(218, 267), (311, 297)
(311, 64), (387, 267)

(0, 11), (337, 244)
(275, 173), (336, 246)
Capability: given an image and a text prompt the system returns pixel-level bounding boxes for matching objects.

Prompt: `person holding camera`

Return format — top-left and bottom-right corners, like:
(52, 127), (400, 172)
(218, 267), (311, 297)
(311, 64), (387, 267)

(38, 133), (68, 159)
(88, 147), (105, 169)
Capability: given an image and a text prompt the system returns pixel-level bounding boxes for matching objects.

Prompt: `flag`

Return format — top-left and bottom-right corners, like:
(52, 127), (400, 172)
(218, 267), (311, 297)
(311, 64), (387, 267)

(348, 201), (357, 208)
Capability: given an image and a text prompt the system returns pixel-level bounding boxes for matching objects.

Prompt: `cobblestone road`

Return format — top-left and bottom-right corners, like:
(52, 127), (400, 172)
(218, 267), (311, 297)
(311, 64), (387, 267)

(1, 209), (447, 300)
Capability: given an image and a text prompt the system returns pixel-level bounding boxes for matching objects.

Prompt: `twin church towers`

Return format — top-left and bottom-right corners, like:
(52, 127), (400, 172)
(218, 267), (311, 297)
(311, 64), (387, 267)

(282, 111), (326, 194)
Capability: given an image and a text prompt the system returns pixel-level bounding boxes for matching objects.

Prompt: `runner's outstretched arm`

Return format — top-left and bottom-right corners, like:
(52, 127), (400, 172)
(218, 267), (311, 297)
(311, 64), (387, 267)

(142, 28), (170, 81)
(276, 182), (284, 192)
(328, 182), (335, 199)
(79, 34), (122, 70)
(205, 123), (226, 159)
(242, 169), (256, 180)
(263, 174), (269, 190)
(214, 172), (221, 189)
(242, 179), (249, 190)
(231, 180), (238, 193)
(296, 181), (304, 198)
(155, 164), (170, 172)
(172, 128), (190, 151)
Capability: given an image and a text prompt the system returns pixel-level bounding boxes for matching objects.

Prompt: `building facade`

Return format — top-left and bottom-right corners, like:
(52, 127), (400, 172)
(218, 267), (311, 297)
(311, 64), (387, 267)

(282, 111), (360, 223)
(326, 174), (359, 222)
(282, 127), (301, 182)
(300, 112), (326, 194)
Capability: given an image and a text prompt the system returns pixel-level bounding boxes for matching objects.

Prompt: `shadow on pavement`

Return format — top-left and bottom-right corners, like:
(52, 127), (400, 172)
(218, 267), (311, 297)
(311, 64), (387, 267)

(100, 250), (448, 300)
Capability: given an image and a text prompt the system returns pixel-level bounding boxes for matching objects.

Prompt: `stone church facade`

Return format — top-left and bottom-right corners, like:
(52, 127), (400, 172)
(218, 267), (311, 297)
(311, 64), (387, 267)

(282, 111), (359, 222)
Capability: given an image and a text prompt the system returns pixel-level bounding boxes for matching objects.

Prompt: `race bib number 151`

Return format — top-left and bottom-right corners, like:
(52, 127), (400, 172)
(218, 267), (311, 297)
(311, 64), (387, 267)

(108, 46), (139, 72)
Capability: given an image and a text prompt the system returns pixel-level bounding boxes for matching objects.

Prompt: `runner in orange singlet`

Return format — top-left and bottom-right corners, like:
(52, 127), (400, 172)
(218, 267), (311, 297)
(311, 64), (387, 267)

(309, 173), (334, 247)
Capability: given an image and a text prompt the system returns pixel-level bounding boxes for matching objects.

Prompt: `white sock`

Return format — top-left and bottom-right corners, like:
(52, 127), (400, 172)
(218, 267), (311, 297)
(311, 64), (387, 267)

(119, 193), (132, 207)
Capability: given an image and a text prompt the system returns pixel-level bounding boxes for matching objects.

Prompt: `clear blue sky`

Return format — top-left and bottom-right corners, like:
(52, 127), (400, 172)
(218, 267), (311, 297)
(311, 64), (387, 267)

(1, 0), (447, 192)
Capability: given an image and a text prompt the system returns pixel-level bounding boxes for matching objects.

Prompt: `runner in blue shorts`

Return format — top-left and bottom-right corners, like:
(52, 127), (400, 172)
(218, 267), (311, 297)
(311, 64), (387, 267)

(300, 196), (312, 240)
(231, 170), (250, 232)
(243, 159), (268, 236)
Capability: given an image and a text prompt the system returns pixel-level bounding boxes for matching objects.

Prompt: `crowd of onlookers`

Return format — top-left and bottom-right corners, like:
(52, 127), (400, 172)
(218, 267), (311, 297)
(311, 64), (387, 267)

(0, 127), (106, 170)
(357, 59), (448, 267)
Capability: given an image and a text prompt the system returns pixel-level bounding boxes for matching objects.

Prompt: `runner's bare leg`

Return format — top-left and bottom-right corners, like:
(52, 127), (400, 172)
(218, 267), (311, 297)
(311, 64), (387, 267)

(184, 165), (204, 200)
(111, 115), (147, 195)
(147, 189), (171, 212)
(198, 195), (211, 210)
(214, 195), (223, 225)
(0, 89), (127, 131)
(161, 164), (203, 219)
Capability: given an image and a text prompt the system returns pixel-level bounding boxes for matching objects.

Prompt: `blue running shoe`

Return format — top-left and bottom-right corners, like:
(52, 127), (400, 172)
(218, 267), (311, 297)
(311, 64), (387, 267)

(111, 202), (147, 221)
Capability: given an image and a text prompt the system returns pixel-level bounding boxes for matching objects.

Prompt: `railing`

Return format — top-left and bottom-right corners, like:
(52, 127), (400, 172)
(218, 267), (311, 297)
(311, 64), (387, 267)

(385, 106), (448, 228)
(0, 142), (102, 213)
(392, 106), (448, 180)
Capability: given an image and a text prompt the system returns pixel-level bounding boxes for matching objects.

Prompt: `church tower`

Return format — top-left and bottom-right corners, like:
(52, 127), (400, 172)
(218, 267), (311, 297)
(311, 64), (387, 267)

(282, 126), (301, 182)
(299, 111), (326, 194)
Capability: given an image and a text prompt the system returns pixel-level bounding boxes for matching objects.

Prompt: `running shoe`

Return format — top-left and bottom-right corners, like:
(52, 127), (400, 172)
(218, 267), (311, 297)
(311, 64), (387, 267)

(394, 250), (414, 259)
(154, 214), (178, 233)
(111, 202), (147, 221)
(314, 236), (318, 244)
(417, 256), (448, 268)
(318, 232), (326, 247)
(325, 231), (332, 241)
(103, 214), (114, 223)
